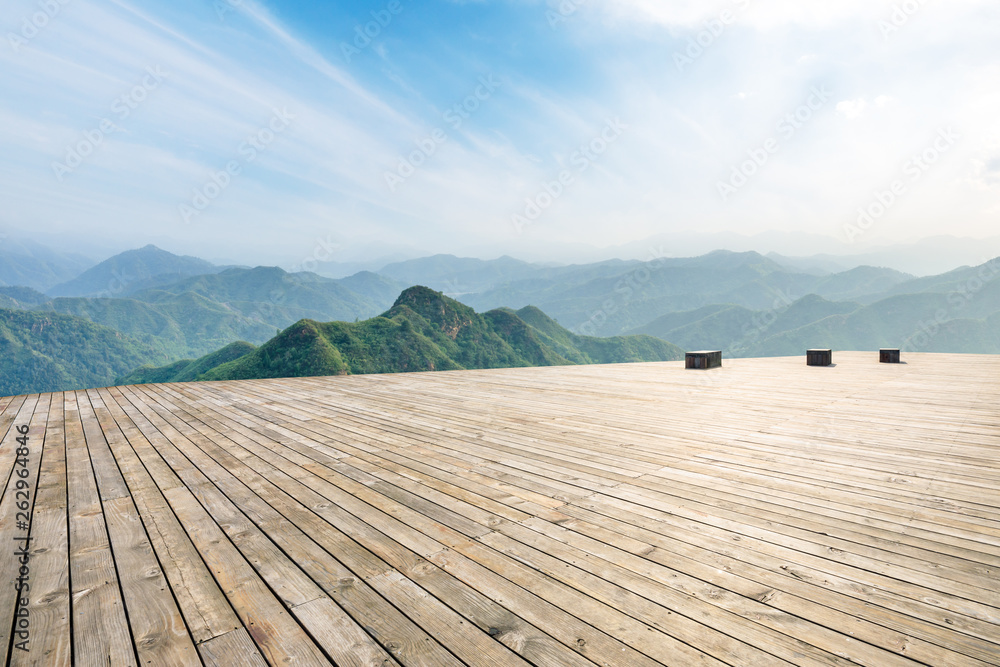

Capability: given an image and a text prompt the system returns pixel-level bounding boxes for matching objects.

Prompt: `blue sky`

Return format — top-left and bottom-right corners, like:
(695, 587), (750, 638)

(1, 0), (998, 266)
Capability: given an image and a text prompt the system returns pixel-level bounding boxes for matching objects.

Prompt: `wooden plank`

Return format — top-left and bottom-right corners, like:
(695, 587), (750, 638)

(95, 386), (241, 645)
(149, 383), (613, 667)
(109, 387), (334, 665)
(4, 352), (997, 666)
(218, 372), (999, 605)
(162, 486), (332, 667)
(292, 597), (400, 667)
(188, 358), (1000, 664)
(553, 500), (1000, 664)
(10, 393), (70, 667)
(441, 539), (725, 667)
(197, 628), (268, 666)
(283, 378), (1000, 645)
(102, 496), (200, 665)
(64, 391), (136, 665)
(0, 395), (44, 664)
(116, 386), (383, 666)
(135, 383), (533, 667)
(77, 390), (200, 665)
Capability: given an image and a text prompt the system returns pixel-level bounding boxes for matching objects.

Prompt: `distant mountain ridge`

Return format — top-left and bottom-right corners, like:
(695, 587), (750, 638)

(120, 286), (684, 384)
(19, 248), (409, 360)
(3, 244), (1000, 397)
(47, 244), (226, 297)
(460, 250), (915, 334)
(627, 258), (1000, 356)
(378, 254), (540, 295)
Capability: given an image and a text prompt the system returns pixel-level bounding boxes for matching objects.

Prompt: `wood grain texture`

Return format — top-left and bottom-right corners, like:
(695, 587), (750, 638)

(10, 393), (70, 667)
(0, 351), (997, 666)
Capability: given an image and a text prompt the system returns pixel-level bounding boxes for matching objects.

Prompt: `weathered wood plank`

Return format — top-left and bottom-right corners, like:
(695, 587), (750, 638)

(197, 627), (268, 666)
(64, 392), (136, 665)
(0, 395), (44, 664)
(96, 386), (241, 644)
(10, 393), (70, 667)
(2, 352), (999, 666)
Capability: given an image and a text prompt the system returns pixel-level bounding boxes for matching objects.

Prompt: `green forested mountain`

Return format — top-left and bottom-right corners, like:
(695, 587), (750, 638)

(3, 244), (999, 398)
(23, 266), (406, 361)
(0, 286), (50, 307)
(809, 265), (914, 302)
(120, 287), (684, 384)
(130, 266), (401, 324)
(36, 294), (277, 359)
(0, 308), (169, 396)
(118, 341), (257, 385)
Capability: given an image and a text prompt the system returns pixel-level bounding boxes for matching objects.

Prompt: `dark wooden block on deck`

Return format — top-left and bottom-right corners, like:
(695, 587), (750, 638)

(806, 349), (833, 366)
(880, 348), (901, 364)
(686, 350), (722, 369)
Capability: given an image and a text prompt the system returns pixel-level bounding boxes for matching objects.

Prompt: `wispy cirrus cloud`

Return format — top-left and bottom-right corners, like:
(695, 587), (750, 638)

(0, 0), (998, 265)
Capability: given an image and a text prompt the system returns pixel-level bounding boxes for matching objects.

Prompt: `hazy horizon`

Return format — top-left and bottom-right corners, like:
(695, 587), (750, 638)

(6, 230), (1000, 281)
(2, 0), (998, 267)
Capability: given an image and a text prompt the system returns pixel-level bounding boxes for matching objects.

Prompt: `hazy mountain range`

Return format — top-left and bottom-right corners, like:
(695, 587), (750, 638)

(7, 231), (1000, 281)
(0, 242), (998, 396)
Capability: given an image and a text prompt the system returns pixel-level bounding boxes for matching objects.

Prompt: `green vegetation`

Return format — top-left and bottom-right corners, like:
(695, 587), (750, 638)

(118, 341), (257, 384)
(3, 245), (999, 397)
(22, 254), (406, 360)
(128, 287), (684, 384)
(0, 286), (49, 307)
(0, 308), (169, 396)
(36, 294), (276, 359)
(129, 265), (403, 331)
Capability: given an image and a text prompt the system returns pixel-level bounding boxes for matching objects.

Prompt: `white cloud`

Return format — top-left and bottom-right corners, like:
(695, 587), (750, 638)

(2, 0), (999, 260)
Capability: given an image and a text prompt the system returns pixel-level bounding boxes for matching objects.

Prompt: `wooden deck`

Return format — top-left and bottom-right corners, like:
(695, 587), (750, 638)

(1, 351), (998, 666)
